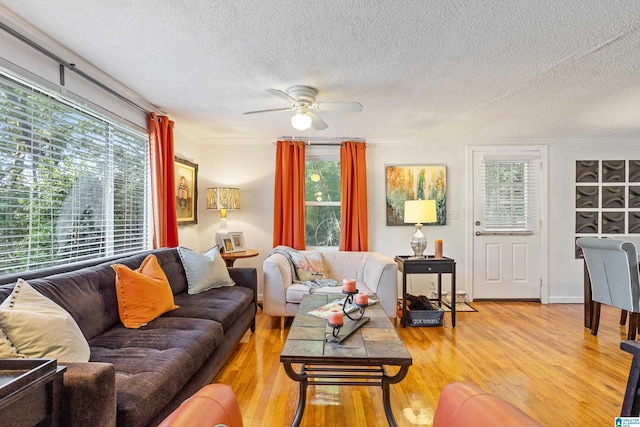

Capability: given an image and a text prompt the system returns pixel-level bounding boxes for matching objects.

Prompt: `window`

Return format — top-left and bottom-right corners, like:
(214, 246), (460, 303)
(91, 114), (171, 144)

(305, 159), (341, 247)
(0, 70), (150, 275)
(481, 157), (539, 233)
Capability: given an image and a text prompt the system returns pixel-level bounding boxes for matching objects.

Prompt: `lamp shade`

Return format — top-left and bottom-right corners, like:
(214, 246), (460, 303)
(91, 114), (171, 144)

(404, 199), (437, 224)
(206, 187), (240, 210)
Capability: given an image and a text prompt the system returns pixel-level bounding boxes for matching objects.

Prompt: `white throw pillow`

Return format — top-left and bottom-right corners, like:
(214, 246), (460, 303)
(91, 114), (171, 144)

(290, 250), (326, 282)
(178, 246), (235, 294)
(0, 279), (90, 362)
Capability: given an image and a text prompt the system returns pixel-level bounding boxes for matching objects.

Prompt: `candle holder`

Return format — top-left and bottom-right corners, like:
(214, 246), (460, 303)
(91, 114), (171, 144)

(342, 290), (367, 321)
(328, 322), (342, 337)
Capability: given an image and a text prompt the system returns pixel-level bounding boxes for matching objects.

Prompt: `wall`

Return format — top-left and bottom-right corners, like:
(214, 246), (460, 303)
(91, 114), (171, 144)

(173, 127), (202, 251)
(179, 137), (640, 303)
(547, 139), (640, 303)
(0, 7), (149, 130)
(186, 140), (468, 300)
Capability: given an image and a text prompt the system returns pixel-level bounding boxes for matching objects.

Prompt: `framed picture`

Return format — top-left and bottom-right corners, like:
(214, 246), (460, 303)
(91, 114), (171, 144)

(385, 164), (447, 226)
(221, 236), (234, 253)
(174, 156), (198, 225)
(229, 232), (245, 252)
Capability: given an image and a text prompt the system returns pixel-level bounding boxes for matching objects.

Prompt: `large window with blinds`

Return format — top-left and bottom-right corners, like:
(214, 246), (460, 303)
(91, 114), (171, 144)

(0, 70), (150, 275)
(481, 157), (539, 232)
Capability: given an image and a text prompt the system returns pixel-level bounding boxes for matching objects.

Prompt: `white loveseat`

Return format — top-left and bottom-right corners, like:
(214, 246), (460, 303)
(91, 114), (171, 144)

(263, 250), (398, 327)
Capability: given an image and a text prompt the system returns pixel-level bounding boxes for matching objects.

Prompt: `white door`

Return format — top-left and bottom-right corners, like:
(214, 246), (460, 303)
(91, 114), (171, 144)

(472, 149), (542, 300)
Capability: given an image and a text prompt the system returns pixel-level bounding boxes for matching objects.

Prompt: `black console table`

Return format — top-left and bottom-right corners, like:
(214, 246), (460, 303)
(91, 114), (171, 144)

(395, 256), (457, 328)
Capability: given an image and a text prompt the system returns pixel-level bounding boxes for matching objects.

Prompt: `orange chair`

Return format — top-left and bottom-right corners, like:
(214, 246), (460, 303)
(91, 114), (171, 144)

(433, 381), (542, 427)
(158, 384), (243, 427)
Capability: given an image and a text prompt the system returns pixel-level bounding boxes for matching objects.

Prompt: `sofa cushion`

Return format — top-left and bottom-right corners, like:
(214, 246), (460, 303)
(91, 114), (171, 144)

(286, 281), (374, 304)
(167, 286), (254, 332)
(177, 246), (235, 294)
(88, 316), (224, 427)
(0, 279), (90, 362)
(290, 250), (326, 282)
(111, 254), (179, 329)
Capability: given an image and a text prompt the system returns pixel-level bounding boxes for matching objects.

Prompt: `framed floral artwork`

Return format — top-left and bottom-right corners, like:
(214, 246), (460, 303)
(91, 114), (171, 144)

(174, 156), (198, 225)
(385, 164), (446, 226)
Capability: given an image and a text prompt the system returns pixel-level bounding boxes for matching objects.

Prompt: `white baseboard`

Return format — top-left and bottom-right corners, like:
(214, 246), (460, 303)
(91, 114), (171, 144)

(547, 296), (584, 304)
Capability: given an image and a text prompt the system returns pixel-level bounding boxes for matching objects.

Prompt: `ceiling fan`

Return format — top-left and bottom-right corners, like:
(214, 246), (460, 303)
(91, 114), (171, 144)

(243, 85), (363, 131)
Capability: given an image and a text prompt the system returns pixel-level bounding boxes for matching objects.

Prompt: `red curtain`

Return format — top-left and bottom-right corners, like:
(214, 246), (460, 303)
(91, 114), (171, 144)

(273, 140), (306, 249)
(148, 113), (179, 248)
(340, 141), (368, 251)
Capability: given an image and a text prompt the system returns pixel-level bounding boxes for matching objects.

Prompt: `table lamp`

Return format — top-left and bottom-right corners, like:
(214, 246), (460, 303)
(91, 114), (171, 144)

(404, 199), (437, 258)
(207, 187), (240, 241)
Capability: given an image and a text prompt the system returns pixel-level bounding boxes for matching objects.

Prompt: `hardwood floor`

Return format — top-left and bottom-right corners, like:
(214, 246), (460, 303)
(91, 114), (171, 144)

(214, 302), (633, 426)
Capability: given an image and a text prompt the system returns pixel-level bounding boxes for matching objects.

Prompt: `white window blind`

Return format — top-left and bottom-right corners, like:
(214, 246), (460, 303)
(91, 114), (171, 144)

(481, 156), (539, 232)
(0, 70), (150, 275)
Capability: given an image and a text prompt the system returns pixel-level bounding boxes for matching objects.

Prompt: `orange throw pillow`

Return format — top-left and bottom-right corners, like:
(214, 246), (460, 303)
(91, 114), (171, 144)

(111, 254), (179, 328)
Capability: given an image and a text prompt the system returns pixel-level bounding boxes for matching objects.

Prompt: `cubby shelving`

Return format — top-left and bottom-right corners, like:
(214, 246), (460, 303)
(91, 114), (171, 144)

(575, 160), (640, 258)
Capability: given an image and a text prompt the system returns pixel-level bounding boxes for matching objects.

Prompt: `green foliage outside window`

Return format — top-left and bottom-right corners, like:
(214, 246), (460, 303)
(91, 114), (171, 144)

(305, 160), (341, 247)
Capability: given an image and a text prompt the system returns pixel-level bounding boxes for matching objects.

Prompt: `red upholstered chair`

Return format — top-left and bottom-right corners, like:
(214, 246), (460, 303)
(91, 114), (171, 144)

(158, 384), (243, 427)
(433, 381), (542, 427)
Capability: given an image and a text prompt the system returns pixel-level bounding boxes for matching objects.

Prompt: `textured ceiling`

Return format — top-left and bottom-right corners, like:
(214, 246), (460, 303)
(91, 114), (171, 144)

(1, 1), (640, 144)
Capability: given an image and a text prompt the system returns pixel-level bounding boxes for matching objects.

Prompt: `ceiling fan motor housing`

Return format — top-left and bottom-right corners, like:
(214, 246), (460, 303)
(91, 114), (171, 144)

(286, 85), (318, 104)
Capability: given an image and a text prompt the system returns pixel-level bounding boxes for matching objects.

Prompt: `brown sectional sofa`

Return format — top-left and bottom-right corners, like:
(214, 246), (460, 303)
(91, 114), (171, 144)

(0, 247), (257, 427)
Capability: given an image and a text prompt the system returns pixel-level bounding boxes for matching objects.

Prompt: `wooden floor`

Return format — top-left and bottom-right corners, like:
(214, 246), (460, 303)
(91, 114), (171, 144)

(214, 302), (634, 426)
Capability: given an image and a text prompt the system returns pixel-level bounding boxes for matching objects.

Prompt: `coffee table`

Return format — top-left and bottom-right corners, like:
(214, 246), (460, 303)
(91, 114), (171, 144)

(280, 294), (412, 427)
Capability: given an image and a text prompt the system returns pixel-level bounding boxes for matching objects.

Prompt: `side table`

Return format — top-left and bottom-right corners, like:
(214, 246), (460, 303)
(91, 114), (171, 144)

(220, 249), (259, 267)
(0, 358), (66, 427)
(395, 255), (457, 328)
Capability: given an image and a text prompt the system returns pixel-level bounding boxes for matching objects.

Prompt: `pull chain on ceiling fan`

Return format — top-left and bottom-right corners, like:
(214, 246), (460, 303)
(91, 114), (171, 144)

(244, 85), (363, 131)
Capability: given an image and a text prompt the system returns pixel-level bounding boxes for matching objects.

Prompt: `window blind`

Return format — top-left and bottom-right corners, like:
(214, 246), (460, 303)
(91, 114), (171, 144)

(481, 157), (539, 232)
(0, 70), (150, 275)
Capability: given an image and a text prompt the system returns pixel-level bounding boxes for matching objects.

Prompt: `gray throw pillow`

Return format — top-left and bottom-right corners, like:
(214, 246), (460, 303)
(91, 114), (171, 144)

(177, 246), (235, 294)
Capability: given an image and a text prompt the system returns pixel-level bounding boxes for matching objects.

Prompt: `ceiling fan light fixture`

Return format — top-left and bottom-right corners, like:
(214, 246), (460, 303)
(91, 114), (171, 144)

(291, 112), (312, 130)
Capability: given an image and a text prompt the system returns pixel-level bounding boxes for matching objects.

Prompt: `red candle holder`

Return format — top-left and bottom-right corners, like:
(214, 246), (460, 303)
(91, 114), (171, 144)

(328, 309), (344, 337)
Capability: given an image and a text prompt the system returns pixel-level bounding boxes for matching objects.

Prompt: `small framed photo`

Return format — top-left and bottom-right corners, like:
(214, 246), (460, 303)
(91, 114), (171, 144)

(229, 232), (246, 252)
(222, 236), (234, 253)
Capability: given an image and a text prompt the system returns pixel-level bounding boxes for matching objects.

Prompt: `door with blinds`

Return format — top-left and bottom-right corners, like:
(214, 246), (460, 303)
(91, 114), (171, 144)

(472, 150), (542, 300)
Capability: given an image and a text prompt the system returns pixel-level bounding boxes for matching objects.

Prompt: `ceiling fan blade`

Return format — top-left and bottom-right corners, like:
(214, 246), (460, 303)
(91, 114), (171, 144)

(308, 111), (328, 130)
(315, 102), (363, 112)
(243, 107), (293, 115)
(267, 88), (298, 104)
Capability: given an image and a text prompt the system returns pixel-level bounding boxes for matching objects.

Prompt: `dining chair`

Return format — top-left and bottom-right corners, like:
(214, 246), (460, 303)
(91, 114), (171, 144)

(576, 237), (640, 340)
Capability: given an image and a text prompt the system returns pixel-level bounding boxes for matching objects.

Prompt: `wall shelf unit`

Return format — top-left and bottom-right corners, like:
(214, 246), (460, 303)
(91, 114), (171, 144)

(575, 160), (640, 258)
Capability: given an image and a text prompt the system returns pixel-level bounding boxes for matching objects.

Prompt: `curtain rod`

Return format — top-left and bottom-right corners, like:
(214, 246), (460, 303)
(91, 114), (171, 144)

(276, 137), (369, 147)
(0, 21), (151, 115)
(273, 141), (370, 147)
(307, 142), (370, 147)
